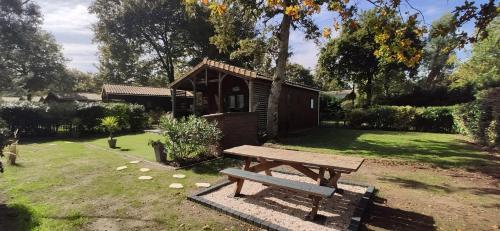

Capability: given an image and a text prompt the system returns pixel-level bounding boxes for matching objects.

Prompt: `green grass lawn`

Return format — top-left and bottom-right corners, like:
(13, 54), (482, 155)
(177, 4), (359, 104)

(88, 132), (163, 161)
(1, 129), (496, 230)
(277, 126), (494, 168)
(0, 136), (244, 231)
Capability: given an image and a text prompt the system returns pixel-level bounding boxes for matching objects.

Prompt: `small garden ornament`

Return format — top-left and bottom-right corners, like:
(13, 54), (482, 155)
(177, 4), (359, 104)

(101, 116), (119, 148)
(148, 139), (166, 163)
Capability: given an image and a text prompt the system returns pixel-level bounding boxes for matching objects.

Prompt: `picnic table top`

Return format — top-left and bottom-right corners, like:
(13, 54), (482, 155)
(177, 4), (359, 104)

(223, 145), (364, 173)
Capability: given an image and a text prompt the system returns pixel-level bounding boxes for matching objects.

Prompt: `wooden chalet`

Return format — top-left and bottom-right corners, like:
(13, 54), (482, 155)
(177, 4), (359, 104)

(44, 92), (101, 103)
(170, 58), (320, 148)
(101, 84), (191, 111)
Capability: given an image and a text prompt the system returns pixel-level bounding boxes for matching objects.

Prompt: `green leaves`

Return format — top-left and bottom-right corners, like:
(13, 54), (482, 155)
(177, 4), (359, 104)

(101, 116), (120, 135)
(159, 115), (221, 162)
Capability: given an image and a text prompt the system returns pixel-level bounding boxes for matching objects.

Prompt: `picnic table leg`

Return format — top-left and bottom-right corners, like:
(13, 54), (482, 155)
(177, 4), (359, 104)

(317, 167), (325, 186)
(257, 157), (272, 176)
(234, 178), (244, 197)
(243, 158), (251, 170)
(305, 196), (321, 221)
(328, 169), (344, 194)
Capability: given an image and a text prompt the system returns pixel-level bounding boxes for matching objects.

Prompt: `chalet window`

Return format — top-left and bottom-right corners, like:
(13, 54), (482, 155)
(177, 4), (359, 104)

(228, 94), (245, 110)
(310, 98), (315, 109)
(237, 94), (245, 109)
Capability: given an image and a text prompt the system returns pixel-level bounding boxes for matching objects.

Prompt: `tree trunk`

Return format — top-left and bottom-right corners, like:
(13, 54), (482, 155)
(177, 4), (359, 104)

(266, 14), (292, 139)
(364, 74), (373, 108)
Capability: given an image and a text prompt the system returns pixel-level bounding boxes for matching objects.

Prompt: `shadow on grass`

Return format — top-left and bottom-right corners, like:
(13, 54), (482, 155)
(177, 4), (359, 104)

(18, 131), (146, 145)
(378, 176), (500, 196)
(188, 157), (242, 176)
(0, 204), (39, 231)
(278, 127), (497, 172)
(363, 196), (436, 231)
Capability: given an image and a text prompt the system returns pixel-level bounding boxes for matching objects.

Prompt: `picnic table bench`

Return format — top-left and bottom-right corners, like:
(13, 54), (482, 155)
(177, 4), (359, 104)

(220, 145), (365, 220)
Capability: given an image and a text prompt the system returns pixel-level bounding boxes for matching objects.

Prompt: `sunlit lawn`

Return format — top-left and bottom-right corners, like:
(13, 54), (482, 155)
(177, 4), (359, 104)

(277, 125), (494, 168)
(89, 132), (163, 161)
(0, 135), (243, 231)
(1, 129), (497, 230)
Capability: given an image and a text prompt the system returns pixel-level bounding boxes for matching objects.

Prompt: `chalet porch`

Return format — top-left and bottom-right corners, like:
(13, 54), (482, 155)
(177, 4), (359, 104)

(169, 58), (320, 148)
(169, 59), (264, 148)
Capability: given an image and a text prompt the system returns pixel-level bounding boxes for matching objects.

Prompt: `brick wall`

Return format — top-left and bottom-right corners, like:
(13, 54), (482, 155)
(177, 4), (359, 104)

(203, 112), (258, 150)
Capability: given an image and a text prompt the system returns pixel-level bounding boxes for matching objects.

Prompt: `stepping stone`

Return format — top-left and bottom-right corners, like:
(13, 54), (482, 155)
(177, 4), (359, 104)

(195, 183), (211, 188)
(48, 144), (57, 146)
(129, 160), (140, 164)
(169, 183), (184, 189)
(116, 166), (127, 171)
(139, 168), (150, 172)
(64, 141), (74, 144)
(138, 176), (153, 180)
(173, 174), (186, 179)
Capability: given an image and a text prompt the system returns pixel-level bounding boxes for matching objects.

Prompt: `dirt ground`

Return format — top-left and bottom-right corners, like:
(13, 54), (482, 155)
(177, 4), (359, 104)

(349, 158), (500, 231)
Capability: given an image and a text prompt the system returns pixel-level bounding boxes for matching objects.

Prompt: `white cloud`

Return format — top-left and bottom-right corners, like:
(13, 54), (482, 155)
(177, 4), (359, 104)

(36, 0), (98, 72)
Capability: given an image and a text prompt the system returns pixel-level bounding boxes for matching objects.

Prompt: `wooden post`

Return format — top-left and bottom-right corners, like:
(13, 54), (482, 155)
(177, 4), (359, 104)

(218, 73), (225, 113)
(171, 88), (176, 117)
(248, 80), (254, 112)
(317, 167), (325, 186)
(243, 158), (251, 170)
(191, 77), (197, 116)
(306, 196), (321, 221)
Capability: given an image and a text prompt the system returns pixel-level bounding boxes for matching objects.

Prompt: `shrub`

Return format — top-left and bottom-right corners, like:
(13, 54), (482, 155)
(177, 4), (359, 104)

(75, 102), (106, 132)
(104, 103), (146, 131)
(347, 105), (455, 133)
(0, 101), (147, 137)
(347, 109), (368, 128)
(454, 87), (500, 147)
(319, 94), (344, 120)
(101, 116), (119, 139)
(414, 107), (456, 133)
(159, 115), (221, 163)
(0, 119), (10, 173)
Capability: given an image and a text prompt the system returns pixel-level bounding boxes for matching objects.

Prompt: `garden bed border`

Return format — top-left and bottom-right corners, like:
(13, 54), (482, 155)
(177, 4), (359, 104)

(188, 178), (374, 231)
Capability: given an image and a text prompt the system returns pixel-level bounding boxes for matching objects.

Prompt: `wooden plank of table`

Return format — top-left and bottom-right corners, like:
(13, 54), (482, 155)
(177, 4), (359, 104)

(224, 145), (364, 172)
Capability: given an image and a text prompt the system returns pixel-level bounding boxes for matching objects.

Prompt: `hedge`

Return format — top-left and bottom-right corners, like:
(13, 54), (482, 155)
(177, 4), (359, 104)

(346, 105), (457, 133)
(0, 102), (146, 137)
(345, 89), (500, 148)
(454, 87), (499, 147)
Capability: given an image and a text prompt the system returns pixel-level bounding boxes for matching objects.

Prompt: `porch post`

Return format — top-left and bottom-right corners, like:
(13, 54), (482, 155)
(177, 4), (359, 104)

(218, 73), (223, 113)
(248, 80), (254, 112)
(192, 76), (197, 116)
(171, 88), (176, 118)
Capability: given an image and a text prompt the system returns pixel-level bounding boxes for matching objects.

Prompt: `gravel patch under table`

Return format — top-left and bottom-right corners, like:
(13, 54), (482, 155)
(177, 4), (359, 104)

(201, 171), (367, 231)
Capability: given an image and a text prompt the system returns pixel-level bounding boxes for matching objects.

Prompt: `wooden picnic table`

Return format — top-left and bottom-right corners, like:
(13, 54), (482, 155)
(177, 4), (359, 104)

(223, 145), (365, 189)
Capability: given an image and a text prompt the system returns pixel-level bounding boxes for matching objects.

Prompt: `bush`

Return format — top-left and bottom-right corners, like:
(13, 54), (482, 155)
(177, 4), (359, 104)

(414, 107), (456, 133)
(319, 94), (344, 120)
(101, 116), (119, 139)
(0, 101), (146, 137)
(0, 119), (10, 173)
(346, 105), (455, 133)
(454, 87), (500, 147)
(159, 115), (221, 163)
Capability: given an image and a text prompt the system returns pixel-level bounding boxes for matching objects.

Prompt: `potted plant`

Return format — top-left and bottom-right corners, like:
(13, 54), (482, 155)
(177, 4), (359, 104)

(148, 139), (166, 163)
(101, 116), (119, 148)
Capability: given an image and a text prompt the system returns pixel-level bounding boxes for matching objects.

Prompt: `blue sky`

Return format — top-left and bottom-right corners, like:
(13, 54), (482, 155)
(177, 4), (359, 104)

(36, 0), (488, 73)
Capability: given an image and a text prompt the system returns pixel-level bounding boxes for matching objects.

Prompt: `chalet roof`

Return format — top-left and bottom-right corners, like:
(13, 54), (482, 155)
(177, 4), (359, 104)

(1, 96), (44, 102)
(47, 92), (101, 101)
(102, 84), (172, 97)
(170, 58), (320, 92)
(323, 90), (352, 99)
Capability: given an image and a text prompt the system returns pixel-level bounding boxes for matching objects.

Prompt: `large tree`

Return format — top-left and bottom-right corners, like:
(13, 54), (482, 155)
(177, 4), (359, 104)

(90, 0), (223, 85)
(318, 10), (422, 107)
(0, 0), (67, 93)
(421, 13), (461, 88)
(186, 0), (498, 138)
(286, 63), (315, 86)
(451, 17), (500, 92)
